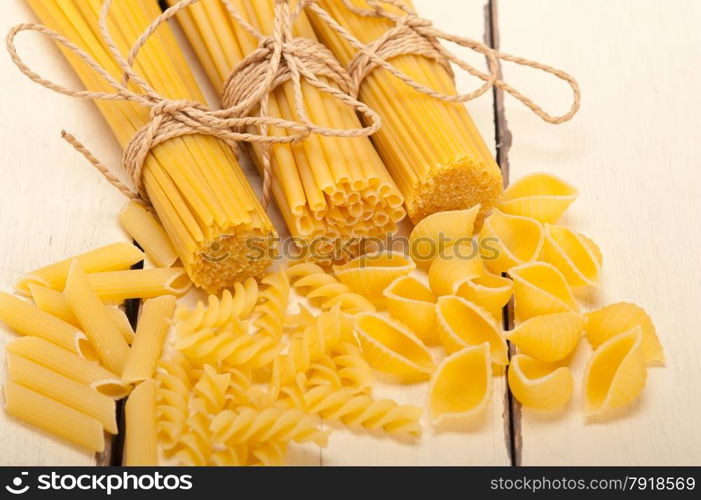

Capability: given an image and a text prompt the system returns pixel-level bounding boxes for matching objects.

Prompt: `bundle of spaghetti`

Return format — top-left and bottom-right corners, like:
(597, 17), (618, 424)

(167, 0), (405, 254)
(16, 0), (276, 291)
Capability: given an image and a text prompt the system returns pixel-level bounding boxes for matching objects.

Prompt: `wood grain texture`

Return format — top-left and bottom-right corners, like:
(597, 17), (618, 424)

(499, 0), (701, 465)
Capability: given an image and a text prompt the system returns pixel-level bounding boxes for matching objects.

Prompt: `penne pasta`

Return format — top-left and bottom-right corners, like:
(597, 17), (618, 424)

(6, 337), (129, 399)
(123, 380), (158, 466)
(122, 296), (177, 384)
(15, 242), (144, 296)
(7, 354), (117, 434)
(0, 291), (95, 360)
(4, 381), (105, 452)
(64, 261), (130, 374)
(118, 201), (178, 268)
(86, 268), (192, 303)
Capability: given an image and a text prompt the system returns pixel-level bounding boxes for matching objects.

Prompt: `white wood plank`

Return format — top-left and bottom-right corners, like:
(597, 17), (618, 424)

(0, 0), (128, 465)
(498, 0), (701, 465)
(319, 0), (510, 465)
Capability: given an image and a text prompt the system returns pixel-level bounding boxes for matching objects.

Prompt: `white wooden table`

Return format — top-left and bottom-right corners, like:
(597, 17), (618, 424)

(1, 0), (699, 466)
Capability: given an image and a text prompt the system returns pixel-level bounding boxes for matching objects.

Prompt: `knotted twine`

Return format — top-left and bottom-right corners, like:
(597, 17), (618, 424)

(5, 0), (381, 208)
(304, 0), (581, 124)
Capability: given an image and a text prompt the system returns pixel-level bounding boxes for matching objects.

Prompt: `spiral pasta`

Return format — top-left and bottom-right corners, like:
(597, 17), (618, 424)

(156, 353), (192, 451)
(540, 224), (602, 287)
(497, 172), (578, 223)
(384, 276), (438, 345)
(507, 312), (585, 363)
(509, 261), (579, 321)
(172, 413), (212, 466)
(287, 262), (376, 314)
(193, 364), (231, 414)
(253, 270), (290, 340)
(175, 278), (258, 332)
(331, 341), (374, 393)
(507, 354), (573, 411)
(480, 210), (544, 274)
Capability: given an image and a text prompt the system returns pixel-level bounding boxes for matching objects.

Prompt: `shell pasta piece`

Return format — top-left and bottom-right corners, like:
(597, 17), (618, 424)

(408, 205), (481, 269)
(480, 210), (544, 274)
(584, 328), (647, 417)
(497, 172), (578, 223)
(509, 262), (579, 321)
(507, 312), (585, 363)
(540, 224), (602, 286)
(429, 344), (492, 423)
(586, 302), (664, 365)
(454, 271), (513, 315)
(428, 241), (483, 296)
(508, 354), (573, 411)
(354, 313), (435, 381)
(384, 276), (438, 345)
(436, 296), (508, 365)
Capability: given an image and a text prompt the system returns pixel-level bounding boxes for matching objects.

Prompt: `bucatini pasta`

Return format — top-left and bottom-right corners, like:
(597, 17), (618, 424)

(480, 210), (544, 274)
(86, 268), (192, 303)
(540, 223), (602, 287)
(383, 276), (438, 345)
(497, 172), (578, 223)
(507, 354), (573, 411)
(124, 380), (158, 466)
(507, 312), (585, 363)
(509, 261), (579, 321)
(118, 201), (178, 268)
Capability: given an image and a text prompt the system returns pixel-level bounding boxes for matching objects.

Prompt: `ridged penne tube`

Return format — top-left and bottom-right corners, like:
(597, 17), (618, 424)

(428, 241), (483, 296)
(4, 381), (105, 452)
(584, 328), (647, 417)
(6, 337), (130, 399)
(479, 210), (544, 274)
(122, 296), (177, 384)
(436, 296), (508, 365)
(15, 242), (144, 296)
(124, 380), (158, 466)
(509, 261), (579, 322)
(408, 205), (481, 269)
(64, 261), (130, 374)
(507, 354), (573, 411)
(28, 284), (134, 344)
(6, 354), (117, 434)
(0, 291), (95, 360)
(334, 251), (415, 307)
(540, 223), (602, 287)
(497, 173), (578, 223)
(454, 271), (513, 315)
(507, 312), (585, 363)
(585, 302), (664, 366)
(383, 276), (438, 345)
(118, 201), (178, 268)
(429, 344), (492, 423)
(86, 268), (192, 303)
(354, 313), (435, 381)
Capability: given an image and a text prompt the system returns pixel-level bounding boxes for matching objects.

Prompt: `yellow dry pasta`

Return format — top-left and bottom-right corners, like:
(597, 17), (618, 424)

(354, 312), (434, 381)
(507, 312), (585, 363)
(436, 296), (508, 365)
(334, 251), (415, 307)
(454, 271), (513, 317)
(509, 261), (579, 322)
(173, 413), (213, 466)
(6, 354), (117, 434)
(585, 302), (664, 366)
(122, 295), (177, 384)
(193, 364), (231, 415)
(429, 343), (492, 423)
(15, 242), (144, 296)
(584, 328), (647, 417)
(64, 260), (130, 374)
(6, 337), (129, 399)
(408, 204), (481, 269)
(124, 379), (158, 466)
(507, 354), (573, 411)
(428, 240), (484, 296)
(383, 276), (438, 345)
(118, 201), (178, 268)
(540, 223), (602, 287)
(253, 270), (290, 340)
(497, 172), (578, 223)
(156, 354), (193, 450)
(330, 341), (374, 393)
(480, 210), (544, 274)
(0, 291), (95, 360)
(4, 381), (105, 452)
(86, 268), (192, 303)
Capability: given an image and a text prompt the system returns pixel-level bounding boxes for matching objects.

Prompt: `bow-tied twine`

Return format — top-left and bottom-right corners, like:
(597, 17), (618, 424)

(305, 0), (581, 124)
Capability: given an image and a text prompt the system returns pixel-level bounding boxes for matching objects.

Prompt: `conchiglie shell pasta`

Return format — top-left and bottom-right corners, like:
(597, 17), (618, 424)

(507, 313), (585, 363)
(454, 272), (513, 315)
(508, 354), (573, 411)
(497, 172), (578, 223)
(428, 241), (483, 296)
(584, 328), (647, 417)
(510, 262), (579, 322)
(354, 313), (435, 382)
(540, 224), (602, 287)
(436, 296), (508, 365)
(334, 252), (415, 307)
(479, 210), (544, 274)
(585, 302), (664, 365)
(383, 276), (439, 345)
(429, 344), (492, 424)
(409, 205), (481, 269)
